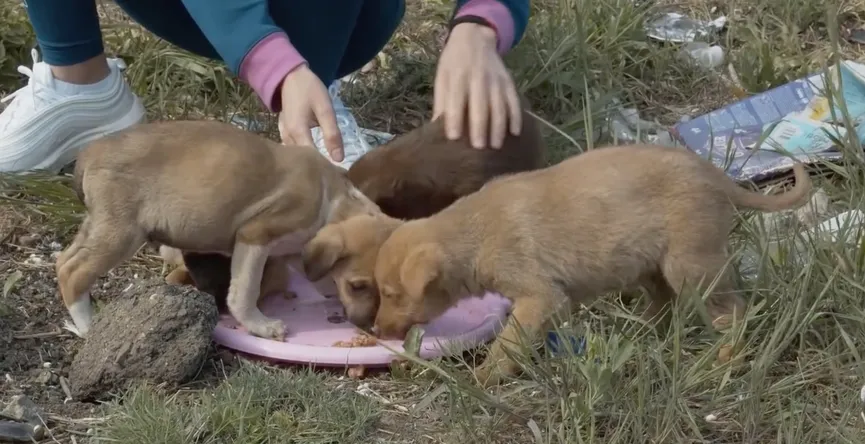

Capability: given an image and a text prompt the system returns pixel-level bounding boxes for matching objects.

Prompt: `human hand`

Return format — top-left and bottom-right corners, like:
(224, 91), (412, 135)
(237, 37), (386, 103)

(278, 64), (344, 162)
(433, 22), (521, 149)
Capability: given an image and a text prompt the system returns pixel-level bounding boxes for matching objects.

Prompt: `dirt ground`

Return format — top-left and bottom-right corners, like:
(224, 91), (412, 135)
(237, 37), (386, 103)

(0, 207), (229, 441)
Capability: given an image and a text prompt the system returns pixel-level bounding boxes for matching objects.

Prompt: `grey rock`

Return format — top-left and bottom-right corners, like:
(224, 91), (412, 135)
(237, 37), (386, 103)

(69, 279), (218, 401)
(0, 421), (43, 442)
(0, 395), (43, 425)
(34, 370), (57, 386)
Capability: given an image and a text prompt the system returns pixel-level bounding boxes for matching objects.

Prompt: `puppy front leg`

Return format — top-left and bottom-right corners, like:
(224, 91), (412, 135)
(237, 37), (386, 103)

(228, 242), (286, 340)
(475, 288), (567, 387)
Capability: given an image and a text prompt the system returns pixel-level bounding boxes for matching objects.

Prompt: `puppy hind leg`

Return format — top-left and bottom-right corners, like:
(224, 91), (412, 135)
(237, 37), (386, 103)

(55, 217), (93, 276)
(639, 272), (677, 330)
(56, 218), (146, 337)
(661, 252), (746, 331)
(475, 283), (569, 387)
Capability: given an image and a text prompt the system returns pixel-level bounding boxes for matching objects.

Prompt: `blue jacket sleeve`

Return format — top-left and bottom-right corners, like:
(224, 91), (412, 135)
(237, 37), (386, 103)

(180, 0), (283, 75)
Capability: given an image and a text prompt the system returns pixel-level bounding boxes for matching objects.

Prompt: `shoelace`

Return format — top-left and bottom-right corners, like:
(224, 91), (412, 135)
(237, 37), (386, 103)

(0, 49), (46, 107)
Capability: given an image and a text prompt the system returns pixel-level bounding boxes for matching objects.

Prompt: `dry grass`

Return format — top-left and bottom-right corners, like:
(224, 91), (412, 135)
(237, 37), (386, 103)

(2, 0), (865, 442)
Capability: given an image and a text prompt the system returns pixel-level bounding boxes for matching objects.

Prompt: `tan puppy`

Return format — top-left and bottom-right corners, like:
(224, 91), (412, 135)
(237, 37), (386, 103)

(372, 144), (812, 386)
(57, 120), (379, 340)
(301, 110), (546, 329)
(302, 214), (403, 329)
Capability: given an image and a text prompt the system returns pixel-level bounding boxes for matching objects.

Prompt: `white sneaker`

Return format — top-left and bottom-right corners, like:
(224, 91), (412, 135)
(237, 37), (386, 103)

(0, 49), (146, 173)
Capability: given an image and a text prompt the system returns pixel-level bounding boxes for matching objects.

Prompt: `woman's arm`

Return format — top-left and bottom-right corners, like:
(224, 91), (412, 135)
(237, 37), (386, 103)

(453, 0), (530, 54)
(180, 0), (306, 112)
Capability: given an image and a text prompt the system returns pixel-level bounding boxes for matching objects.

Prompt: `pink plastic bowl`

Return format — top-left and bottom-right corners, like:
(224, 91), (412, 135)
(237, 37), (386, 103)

(212, 267), (512, 367)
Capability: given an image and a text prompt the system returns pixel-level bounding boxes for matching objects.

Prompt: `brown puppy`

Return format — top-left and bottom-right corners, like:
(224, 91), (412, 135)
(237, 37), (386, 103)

(372, 144), (812, 386)
(345, 111), (545, 219)
(57, 120), (379, 340)
(300, 109), (546, 329)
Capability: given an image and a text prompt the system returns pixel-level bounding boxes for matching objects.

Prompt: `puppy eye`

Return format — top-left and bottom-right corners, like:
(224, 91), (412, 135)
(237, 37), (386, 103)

(348, 280), (369, 292)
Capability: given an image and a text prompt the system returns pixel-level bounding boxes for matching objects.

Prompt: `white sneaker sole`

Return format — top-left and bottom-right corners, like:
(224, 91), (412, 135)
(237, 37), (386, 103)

(33, 95), (147, 173)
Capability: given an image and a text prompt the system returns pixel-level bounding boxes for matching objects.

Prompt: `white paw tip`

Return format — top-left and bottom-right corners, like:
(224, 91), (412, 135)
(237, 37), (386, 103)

(62, 320), (86, 338)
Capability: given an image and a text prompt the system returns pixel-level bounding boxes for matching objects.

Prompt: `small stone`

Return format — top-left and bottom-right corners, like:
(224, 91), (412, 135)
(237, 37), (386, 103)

(0, 421), (42, 442)
(0, 395), (43, 425)
(17, 234), (39, 247)
(347, 366), (367, 380)
(35, 370), (58, 386)
(42, 362), (51, 369)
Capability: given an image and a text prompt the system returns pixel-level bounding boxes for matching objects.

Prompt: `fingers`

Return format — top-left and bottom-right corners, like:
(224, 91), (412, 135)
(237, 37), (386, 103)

(434, 38), (521, 149)
(468, 72), (489, 149)
(284, 118), (315, 148)
(504, 77), (522, 137)
(432, 64), (447, 122)
(489, 83), (507, 149)
(312, 95), (344, 162)
(444, 72), (467, 142)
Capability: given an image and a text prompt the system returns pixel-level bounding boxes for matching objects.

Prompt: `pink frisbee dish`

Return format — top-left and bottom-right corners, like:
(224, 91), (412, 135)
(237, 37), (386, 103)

(212, 267), (512, 367)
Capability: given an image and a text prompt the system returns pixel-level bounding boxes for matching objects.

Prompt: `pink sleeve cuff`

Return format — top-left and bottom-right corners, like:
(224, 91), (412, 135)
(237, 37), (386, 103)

(454, 0), (516, 54)
(239, 32), (307, 112)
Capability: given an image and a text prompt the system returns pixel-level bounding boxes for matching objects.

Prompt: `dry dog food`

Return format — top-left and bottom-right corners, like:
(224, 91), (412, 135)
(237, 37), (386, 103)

(332, 334), (378, 348)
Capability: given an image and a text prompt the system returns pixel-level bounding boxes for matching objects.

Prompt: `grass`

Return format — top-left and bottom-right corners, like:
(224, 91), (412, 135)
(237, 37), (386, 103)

(92, 364), (381, 443)
(3, 0), (865, 442)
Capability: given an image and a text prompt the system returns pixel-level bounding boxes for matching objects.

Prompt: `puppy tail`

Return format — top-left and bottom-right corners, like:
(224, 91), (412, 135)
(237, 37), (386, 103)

(726, 162), (812, 212)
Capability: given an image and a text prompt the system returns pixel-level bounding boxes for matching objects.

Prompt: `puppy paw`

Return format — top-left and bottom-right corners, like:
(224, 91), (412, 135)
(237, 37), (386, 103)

(717, 343), (734, 364)
(711, 314), (735, 331)
(166, 267), (194, 286)
(473, 364), (505, 388)
(247, 319), (287, 341)
(62, 320), (87, 338)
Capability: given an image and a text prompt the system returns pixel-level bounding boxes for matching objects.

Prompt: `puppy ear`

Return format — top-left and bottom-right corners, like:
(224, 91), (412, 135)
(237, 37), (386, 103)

(302, 226), (346, 281)
(399, 243), (447, 298)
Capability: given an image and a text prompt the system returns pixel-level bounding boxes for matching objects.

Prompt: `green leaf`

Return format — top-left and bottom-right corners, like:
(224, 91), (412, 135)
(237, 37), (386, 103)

(402, 325), (425, 357)
(3, 270), (23, 298)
